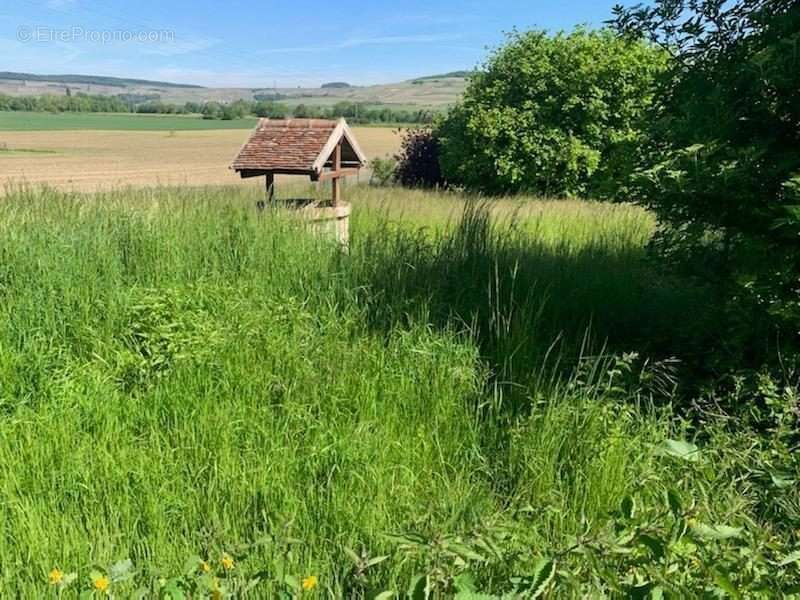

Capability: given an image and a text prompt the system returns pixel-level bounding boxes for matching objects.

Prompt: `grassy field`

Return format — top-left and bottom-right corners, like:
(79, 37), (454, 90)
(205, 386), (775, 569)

(0, 184), (794, 597)
(0, 111), (260, 131)
(0, 125), (401, 192)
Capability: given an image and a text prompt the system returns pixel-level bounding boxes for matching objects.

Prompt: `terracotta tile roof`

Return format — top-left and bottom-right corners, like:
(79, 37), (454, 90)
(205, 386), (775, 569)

(231, 118), (339, 173)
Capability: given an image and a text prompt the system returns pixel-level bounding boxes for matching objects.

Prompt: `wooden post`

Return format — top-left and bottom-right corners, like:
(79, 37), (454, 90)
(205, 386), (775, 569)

(257, 172), (275, 210)
(265, 172), (275, 203)
(331, 142), (341, 207)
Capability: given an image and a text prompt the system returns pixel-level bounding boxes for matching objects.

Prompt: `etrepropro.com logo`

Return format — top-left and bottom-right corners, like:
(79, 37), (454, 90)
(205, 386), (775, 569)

(17, 26), (175, 44)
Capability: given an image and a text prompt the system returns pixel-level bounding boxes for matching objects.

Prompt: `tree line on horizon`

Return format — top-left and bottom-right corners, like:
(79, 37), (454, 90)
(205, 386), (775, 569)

(0, 92), (437, 125)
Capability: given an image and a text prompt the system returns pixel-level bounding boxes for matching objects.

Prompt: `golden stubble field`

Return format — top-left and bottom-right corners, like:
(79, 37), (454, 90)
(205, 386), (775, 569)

(0, 127), (401, 192)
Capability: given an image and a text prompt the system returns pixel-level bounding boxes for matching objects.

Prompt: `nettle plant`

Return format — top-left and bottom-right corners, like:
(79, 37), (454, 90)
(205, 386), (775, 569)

(379, 471), (800, 598)
(373, 357), (800, 598)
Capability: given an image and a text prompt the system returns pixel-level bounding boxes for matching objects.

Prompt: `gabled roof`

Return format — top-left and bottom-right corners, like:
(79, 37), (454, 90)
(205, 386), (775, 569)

(231, 118), (367, 177)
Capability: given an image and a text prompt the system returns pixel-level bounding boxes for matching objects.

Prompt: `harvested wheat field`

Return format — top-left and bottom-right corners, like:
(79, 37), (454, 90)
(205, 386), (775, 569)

(0, 126), (401, 192)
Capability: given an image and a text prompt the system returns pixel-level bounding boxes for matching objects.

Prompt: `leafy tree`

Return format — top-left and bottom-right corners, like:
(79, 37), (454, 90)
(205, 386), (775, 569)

(612, 0), (800, 362)
(0, 92), (436, 125)
(220, 100), (249, 120)
(201, 102), (223, 120)
(253, 101), (288, 119)
(436, 28), (666, 197)
(292, 104), (317, 118)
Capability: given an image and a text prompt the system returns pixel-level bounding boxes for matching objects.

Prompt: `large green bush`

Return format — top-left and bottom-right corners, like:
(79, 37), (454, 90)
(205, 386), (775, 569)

(612, 0), (800, 365)
(436, 28), (666, 197)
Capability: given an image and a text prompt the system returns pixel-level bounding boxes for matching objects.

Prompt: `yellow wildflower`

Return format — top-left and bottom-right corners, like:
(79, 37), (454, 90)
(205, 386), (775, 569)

(302, 575), (318, 592)
(48, 568), (64, 586)
(221, 554), (234, 570)
(92, 574), (110, 593)
(200, 560), (211, 573)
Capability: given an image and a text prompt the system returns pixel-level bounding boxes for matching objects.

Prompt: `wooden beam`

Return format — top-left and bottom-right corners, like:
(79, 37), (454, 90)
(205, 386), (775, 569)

(265, 172), (275, 203)
(239, 169), (268, 179)
(331, 142), (342, 207)
(237, 168), (316, 179)
(317, 168), (360, 182)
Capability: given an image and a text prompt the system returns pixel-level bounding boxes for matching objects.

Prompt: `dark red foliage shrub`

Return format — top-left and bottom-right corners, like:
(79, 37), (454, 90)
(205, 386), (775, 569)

(395, 128), (445, 188)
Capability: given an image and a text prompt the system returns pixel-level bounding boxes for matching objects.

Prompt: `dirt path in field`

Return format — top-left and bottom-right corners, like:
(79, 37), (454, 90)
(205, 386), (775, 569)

(0, 127), (400, 193)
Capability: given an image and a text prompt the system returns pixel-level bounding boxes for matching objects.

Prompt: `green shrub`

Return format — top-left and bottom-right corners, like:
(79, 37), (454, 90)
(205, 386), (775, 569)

(436, 28), (667, 197)
(368, 157), (397, 186)
(612, 0), (800, 366)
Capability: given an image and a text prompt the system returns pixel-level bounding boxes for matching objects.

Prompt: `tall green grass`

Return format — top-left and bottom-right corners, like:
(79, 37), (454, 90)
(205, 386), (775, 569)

(0, 185), (787, 596)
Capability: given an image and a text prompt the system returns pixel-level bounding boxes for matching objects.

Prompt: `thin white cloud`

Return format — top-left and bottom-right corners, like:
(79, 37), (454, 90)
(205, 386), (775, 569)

(44, 0), (76, 9)
(0, 35), (82, 70)
(136, 35), (219, 57)
(380, 13), (480, 27)
(259, 33), (464, 55)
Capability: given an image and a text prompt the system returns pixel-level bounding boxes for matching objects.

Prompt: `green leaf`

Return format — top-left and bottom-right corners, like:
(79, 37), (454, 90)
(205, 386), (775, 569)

(374, 592), (397, 600)
(779, 550), (800, 567)
(657, 439), (701, 462)
(529, 558), (556, 598)
(407, 574), (427, 600)
(284, 575), (301, 591)
(196, 573), (216, 591)
(629, 583), (657, 599)
(454, 572), (478, 593)
(445, 542), (485, 562)
(182, 554), (203, 575)
(621, 495), (636, 520)
(161, 580), (187, 600)
(666, 488), (683, 516)
(343, 547), (361, 564)
(252, 534), (275, 548)
(366, 555), (390, 568)
(386, 533), (427, 547)
(712, 569), (742, 599)
(650, 586), (665, 600)
(110, 558), (134, 582)
(690, 522), (743, 540)
(770, 471), (796, 489)
(638, 534), (665, 559)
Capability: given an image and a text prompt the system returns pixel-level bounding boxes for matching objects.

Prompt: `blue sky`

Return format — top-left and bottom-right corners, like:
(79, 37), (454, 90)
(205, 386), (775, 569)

(1, 0), (620, 87)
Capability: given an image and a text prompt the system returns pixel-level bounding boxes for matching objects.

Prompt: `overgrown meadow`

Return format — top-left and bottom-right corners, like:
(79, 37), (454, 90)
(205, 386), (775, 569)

(0, 184), (797, 598)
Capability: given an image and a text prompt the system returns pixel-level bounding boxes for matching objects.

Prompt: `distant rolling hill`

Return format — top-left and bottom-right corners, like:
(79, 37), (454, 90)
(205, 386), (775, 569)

(0, 71), (468, 110)
(411, 71), (474, 82)
(0, 72), (204, 89)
